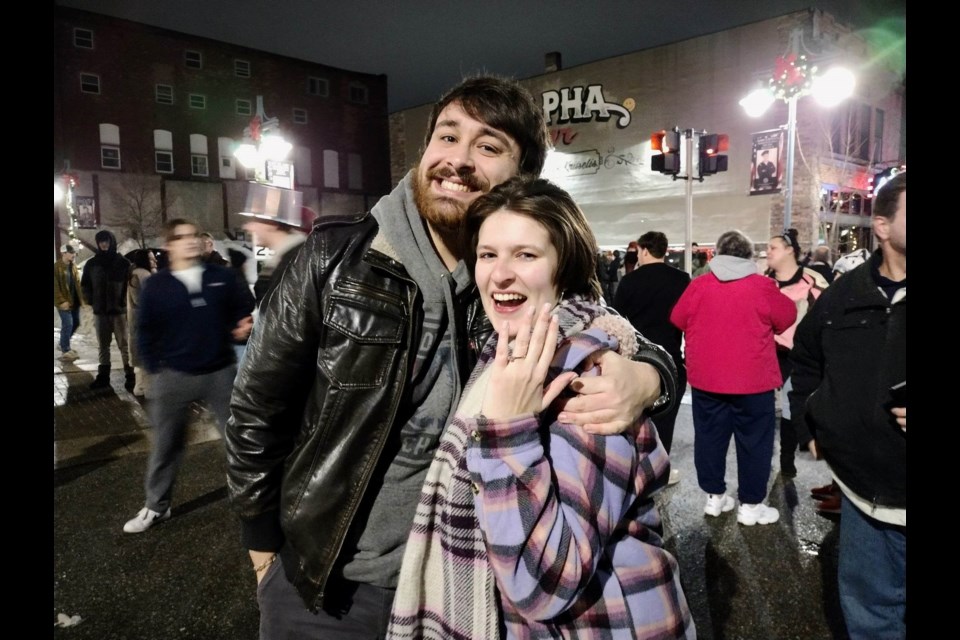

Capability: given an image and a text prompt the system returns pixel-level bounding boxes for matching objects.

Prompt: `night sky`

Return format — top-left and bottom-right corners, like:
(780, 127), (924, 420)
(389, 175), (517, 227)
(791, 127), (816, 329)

(56, 0), (905, 112)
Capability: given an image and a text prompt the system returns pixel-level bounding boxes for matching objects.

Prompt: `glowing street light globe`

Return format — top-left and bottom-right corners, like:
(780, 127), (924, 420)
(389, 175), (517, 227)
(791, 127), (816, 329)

(811, 67), (856, 107)
(260, 134), (293, 162)
(234, 143), (259, 168)
(739, 87), (776, 118)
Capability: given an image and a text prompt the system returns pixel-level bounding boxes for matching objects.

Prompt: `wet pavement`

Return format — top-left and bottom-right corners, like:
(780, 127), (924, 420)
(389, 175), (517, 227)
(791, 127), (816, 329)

(54, 314), (848, 639)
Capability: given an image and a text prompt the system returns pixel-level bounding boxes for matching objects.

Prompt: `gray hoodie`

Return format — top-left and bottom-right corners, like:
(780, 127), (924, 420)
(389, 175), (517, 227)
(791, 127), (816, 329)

(709, 255), (758, 282)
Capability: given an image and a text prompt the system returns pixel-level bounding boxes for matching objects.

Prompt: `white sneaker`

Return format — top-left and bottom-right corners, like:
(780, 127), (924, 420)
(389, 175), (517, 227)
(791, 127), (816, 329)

(123, 507), (171, 533)
(704, 493), (735, 517)
(668, 469), (681, 486)
(737, 502), (780, 526)
(59, 350), (79, 361)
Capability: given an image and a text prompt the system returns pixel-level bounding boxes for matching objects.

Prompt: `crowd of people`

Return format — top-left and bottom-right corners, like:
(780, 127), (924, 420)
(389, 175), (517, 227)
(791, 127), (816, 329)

(55, 75), (906, 639)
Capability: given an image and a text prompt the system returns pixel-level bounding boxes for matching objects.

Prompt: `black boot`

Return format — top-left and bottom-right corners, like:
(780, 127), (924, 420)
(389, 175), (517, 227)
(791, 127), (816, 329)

(779, 417), (798, 478)
(124, 367), (136, 392)
(90, 365), (111, 390)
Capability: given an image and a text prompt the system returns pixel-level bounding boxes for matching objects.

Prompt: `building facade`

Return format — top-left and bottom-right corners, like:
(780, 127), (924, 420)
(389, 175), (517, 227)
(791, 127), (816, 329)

(54, 6), (391, 255)
(390, 9), (905, 260)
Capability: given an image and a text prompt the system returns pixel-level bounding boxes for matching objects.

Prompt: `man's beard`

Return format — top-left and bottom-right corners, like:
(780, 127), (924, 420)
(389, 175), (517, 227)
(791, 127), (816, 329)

(413, 166), (488, 237)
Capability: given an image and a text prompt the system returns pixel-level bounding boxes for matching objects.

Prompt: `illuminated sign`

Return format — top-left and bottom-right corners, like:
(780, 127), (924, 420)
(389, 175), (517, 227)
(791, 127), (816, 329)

(542, 85), (632, 129)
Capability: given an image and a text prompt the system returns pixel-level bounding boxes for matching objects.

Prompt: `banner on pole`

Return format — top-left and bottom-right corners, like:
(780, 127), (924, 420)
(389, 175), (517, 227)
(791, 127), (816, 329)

(75, 196), (97, 228)
(749, 129), (785, 195)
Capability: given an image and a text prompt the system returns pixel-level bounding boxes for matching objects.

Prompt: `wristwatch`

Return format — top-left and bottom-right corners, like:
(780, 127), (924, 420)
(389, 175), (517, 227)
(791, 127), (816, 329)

(651, 390), (670, 411)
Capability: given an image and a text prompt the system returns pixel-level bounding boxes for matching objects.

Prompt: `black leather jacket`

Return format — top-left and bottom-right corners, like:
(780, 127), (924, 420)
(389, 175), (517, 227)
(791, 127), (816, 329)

(226, 211), (678, 611)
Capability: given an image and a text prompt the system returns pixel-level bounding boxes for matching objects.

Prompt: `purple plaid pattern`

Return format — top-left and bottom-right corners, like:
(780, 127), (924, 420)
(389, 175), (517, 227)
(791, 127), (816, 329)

(388, 298), (694, 639)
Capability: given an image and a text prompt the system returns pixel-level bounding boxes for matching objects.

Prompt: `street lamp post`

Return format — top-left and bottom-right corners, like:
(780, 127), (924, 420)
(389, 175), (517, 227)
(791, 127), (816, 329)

(783, 94), (798, 230)
(739, 28), (855, 232)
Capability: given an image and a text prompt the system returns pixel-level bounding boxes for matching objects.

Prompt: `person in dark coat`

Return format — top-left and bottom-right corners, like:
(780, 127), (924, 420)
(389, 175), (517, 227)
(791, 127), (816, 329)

(614, 231), (690, 483)
(81, 229), (133, 390)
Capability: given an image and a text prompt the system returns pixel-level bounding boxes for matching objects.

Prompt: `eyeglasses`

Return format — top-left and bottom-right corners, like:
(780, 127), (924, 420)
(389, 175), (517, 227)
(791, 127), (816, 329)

(170, 232), (200, 241)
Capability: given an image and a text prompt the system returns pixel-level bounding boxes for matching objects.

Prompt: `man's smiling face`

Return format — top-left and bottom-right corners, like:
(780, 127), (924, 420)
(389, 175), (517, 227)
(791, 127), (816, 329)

(413, 102), (521, 236)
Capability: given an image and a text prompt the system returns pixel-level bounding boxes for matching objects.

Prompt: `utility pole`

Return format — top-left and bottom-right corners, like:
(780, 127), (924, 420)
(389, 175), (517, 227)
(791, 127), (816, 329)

(650, 128), (728, 275)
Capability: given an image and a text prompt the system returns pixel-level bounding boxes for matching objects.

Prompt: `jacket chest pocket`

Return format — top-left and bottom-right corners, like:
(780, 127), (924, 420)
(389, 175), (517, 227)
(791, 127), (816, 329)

(822, 312), (881, 352)
(320, 288), (406, 389)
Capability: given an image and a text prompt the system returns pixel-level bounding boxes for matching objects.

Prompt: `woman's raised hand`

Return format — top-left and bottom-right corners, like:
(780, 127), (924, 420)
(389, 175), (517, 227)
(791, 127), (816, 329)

(481, 303), (577, 420)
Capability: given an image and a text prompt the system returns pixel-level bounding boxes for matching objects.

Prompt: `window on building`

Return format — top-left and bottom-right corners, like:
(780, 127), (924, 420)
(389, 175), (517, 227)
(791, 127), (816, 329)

(73, 28), (94, 49)
(830, 101), (872, 163)
(101, 147), (120, 170)
(293, 108), (308, 124)
(154, 129), (173, 173)
(307, 76), (329, 97)
(189, 94), (206, 110)
(156, 84), (174, 105)
(234, 59), (251, 78)
(821, 187), (871, 216)
(323, 150), (339, 188)
(218, 137), (237, 179)
(236, 99), (252, 116)
(294, 147), (312, 186)
(184, 50), (203, 69)
(189, 134), (209, 178)
(155, 151), (174, 174)
(191, 155), (209, 177)
(873, 108), (885, 164)
(100, 123), (120, 169)
(348, 82), (368, 104)
(80, 73), (100, 94)
(348, 153), (363, 190)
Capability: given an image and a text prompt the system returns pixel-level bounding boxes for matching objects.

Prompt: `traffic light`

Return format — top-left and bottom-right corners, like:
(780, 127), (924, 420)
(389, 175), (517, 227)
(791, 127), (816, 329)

(651, 129), (681, 175)
(698, 133), (729, 177)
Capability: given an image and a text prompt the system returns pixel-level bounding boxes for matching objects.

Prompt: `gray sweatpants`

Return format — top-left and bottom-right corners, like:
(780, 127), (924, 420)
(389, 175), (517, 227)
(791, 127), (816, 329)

(143, 366), (235, 512)
(95, 314), (130, 369)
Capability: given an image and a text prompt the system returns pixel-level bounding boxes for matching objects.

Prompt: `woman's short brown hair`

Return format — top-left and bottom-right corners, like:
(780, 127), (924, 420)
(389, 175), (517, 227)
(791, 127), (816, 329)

(463, 176), (602, 301)
(716, 229), (755, 259)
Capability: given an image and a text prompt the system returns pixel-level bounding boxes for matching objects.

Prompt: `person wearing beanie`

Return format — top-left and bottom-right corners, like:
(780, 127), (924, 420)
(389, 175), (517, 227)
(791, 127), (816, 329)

(54, 244), (85, 361)
(80, 230), (133, 390)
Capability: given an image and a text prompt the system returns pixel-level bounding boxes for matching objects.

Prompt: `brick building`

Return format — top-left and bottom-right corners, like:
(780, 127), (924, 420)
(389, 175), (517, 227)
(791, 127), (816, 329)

(54, 6), (391, 255)
(390, 8), (905, 260)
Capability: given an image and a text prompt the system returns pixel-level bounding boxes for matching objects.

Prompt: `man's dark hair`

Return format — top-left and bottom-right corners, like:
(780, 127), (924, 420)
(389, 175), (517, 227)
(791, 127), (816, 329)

(464, 176), (602, 300)
(637, 231), (669, 259)
(423, 75), (550, 177)
(716, 230), (754, 259)
(163, 218), (198, 242)
(873, 172), (906, 221)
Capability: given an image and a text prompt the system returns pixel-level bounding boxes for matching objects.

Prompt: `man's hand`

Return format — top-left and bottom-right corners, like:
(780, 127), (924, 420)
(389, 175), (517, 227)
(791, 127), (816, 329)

(808, 439), (820, 459)
(556, 353), (661, 435)
(232, 315), (253, 342)
(891, 407), (906, 432)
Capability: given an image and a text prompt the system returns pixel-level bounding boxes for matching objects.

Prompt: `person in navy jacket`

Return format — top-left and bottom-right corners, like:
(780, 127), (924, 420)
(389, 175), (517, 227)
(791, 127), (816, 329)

(122, 218), (254, 534)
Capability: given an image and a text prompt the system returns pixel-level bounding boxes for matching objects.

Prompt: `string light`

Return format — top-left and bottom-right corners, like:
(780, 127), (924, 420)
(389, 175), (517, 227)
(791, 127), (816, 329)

(769, 54), (817, 101)
(61, 174), (81, 248)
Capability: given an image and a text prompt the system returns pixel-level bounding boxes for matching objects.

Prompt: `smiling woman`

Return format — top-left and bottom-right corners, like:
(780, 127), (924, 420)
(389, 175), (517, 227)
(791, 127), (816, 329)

(387, 176), (695, 639)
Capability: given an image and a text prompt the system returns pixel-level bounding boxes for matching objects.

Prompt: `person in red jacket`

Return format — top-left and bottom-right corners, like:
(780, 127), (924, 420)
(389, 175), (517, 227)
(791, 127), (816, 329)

(671, 230), (796, 526)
